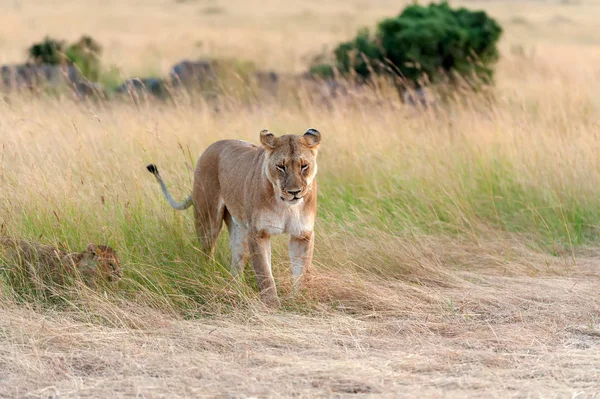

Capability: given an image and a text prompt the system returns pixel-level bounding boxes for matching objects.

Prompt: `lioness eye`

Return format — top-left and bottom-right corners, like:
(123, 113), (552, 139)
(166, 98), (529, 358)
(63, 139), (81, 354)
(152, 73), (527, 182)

(276, 164), (285, 172)
(301, 164), (309, 171)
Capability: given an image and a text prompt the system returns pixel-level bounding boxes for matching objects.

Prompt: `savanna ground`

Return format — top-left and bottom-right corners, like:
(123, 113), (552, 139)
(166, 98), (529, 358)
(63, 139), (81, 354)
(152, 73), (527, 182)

(1, 0), (600, 397)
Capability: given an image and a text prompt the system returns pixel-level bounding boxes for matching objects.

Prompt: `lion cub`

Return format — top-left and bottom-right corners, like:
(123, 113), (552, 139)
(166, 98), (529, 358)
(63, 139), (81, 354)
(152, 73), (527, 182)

(0, 237), (122, 289)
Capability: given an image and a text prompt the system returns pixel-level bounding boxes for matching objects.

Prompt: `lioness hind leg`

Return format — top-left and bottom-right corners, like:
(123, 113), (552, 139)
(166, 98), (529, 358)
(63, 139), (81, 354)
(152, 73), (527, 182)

(224, 210), (249, 276)
(193, 198), (225, 258)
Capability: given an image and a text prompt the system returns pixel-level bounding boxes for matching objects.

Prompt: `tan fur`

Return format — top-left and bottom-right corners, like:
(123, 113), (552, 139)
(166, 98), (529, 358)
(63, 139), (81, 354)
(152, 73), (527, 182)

(148, 128), (321, 306)
(0, 237), (122, 290)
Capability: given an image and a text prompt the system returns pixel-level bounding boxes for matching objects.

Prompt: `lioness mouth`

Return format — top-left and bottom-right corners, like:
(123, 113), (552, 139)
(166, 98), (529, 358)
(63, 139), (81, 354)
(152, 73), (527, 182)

(281, 196), (303, 203)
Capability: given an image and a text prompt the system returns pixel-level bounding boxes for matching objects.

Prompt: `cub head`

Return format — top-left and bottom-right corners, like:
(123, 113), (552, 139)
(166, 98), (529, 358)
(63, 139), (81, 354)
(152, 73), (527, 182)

(79, 244), (123, 284)
(260, 128), (321, 205)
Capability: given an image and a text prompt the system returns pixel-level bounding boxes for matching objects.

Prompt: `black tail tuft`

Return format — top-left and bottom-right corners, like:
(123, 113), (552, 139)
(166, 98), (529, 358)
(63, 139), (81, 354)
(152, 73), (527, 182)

(146, 164), (159, 175)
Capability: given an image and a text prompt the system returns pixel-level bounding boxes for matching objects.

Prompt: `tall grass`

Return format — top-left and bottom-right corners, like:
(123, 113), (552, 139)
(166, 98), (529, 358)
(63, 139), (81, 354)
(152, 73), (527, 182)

(1, 50), (600, 316)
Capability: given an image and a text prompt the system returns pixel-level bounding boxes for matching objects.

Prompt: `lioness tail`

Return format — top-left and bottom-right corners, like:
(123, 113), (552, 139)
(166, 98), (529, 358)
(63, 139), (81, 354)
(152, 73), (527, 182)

(146, 164), (193, 210)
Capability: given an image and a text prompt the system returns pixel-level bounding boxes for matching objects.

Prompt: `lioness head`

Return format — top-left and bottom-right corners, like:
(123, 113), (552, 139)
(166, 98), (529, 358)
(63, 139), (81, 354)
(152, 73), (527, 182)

(260, 128), (321, 205)
(79, 244), (123, 284)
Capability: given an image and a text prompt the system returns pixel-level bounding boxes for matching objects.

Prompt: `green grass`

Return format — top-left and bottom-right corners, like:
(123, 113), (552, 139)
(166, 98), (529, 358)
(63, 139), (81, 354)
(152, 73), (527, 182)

(319, 156), (600, 249)
(7, 152), (596, 314)
(2, 75), (600, 315)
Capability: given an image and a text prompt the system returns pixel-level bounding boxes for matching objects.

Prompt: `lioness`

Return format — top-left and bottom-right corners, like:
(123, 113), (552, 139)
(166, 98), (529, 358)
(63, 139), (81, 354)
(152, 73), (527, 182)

(0, 237), (122, 289)
(147, 128), (321, 306)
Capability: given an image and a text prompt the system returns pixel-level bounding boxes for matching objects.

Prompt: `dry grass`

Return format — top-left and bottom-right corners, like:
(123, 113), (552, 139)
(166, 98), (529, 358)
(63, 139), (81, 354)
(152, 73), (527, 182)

(1, 0), (600, 397)
(1, 264), (599, 397)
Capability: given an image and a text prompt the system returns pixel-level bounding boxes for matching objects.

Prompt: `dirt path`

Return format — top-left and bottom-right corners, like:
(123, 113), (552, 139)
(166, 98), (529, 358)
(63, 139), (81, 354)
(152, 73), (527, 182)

(1, 260), (599, 398)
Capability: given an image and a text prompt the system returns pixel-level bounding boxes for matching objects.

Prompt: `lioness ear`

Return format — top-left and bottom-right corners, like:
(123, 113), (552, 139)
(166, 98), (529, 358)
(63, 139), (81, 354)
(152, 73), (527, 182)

(260, 129), (277, 149)
(303, 128), (321, 148)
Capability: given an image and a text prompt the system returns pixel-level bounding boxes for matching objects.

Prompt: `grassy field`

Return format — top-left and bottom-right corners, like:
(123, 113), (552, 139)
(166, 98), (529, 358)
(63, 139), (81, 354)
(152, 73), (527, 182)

(1, 0), (600, 397)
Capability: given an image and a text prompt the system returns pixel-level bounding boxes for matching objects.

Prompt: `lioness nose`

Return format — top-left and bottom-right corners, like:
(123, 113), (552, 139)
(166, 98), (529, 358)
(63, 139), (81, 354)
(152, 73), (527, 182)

(287, 189), (301, 196)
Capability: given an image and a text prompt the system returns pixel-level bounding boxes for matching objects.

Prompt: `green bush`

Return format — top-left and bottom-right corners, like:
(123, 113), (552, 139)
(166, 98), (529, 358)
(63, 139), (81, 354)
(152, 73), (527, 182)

(308, 63), (335, 79)
(27, 37), (67, 65)
(319, 2), (502, 87)
(27, 35), (103, 81)
(333, 28), (382, 79)
(66, 36), (102, 82)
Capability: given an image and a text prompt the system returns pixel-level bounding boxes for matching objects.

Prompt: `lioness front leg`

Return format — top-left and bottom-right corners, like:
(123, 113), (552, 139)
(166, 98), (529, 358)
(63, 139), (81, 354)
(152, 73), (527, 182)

(249, 233), (279, 307)
(289, 232), (314, 294)
(224, 212), (249, 276)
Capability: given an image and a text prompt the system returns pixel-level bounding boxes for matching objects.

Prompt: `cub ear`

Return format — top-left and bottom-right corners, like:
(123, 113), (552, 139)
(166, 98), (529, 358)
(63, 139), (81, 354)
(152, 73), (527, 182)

(86, 243), (97, 255)
(260, 129), (277, 149)
(303, 128), (321, 148)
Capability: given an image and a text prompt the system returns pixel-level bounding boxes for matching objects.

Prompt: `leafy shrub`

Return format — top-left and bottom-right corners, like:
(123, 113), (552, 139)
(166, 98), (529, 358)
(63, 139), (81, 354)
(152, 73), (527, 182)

(27, 37), (67, 65)
(308, 63), (335, 79)
(66, 36), (102, 82)
(333, 28), (382, 79)
(27, 35), (103, 81)
(315, 2), (502, 87)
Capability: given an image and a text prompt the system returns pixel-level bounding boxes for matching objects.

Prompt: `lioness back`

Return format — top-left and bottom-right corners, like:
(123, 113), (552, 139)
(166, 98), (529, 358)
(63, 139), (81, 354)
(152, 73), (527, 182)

(195, 139), (266, 213)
